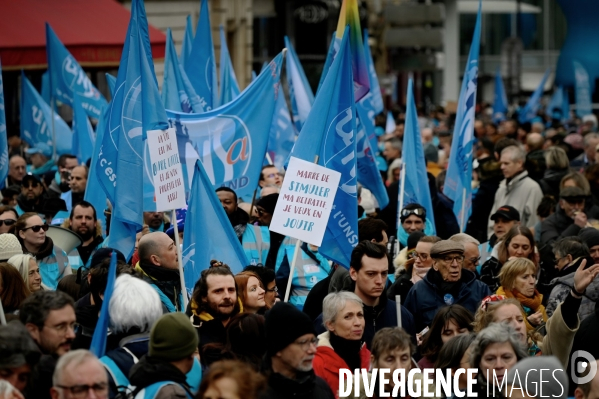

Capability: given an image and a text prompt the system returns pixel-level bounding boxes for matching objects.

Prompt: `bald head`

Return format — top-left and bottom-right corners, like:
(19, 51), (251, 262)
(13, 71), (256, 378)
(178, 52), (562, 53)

(138, 232), (179, 270)
(526, 133), (544, 152)
(8, 155), (26, 182)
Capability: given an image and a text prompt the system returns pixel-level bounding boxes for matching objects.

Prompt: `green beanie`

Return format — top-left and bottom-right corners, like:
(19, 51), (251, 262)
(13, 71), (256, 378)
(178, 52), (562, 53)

(149, 313), (199, 361)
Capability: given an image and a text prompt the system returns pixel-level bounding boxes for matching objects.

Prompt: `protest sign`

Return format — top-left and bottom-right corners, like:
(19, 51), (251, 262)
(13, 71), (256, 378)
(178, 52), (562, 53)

(147, 128), (187, 211)
(270, 156), (340, 246)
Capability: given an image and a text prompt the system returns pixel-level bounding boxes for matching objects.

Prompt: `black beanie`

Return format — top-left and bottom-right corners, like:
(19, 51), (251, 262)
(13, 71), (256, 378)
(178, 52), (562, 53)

(407, 231), (426, 251)
(257, 193), (279, 214)
(89, 248), (126, 269)
(265, 302), (315, 356)
(579, 228), (599, 249)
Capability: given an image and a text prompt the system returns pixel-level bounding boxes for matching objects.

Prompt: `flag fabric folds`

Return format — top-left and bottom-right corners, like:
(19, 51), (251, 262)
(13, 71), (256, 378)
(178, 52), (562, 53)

(218, 25), (240, 106)
(71, 93), (96, 164)
(443, 1), (482, 232)
(85, 106), (108, 237)
(180, 15), (194, 67)
(288, 27), (358, 269)
(284, 36), (315, 132)
(518, 68), (550, 124)
(162, 28), (204, 113)
(165, 52), (284, 203)
(20, 72), (72, 155)
(385, 111), (396, 134)
(0, 60), (8, 188)
(89, 252), (117, 357)
(573, 61), (593, 118)
(492, 68), (508, 124)
(95, 0), (169, 260)
(400, 79), (436, 234)
(182, 160), (249, 295)
(317, 32), (337, 94)
(105, 74), (117, 96)
(45, 23), (107, 118)
(185, 0), (218, 111)
(363, 29), (383, 115)
(267, 87), (297, 170)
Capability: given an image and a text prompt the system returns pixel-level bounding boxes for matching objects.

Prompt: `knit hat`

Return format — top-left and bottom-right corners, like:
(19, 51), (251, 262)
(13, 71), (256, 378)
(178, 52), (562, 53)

(265, 302), (315, 356)
(505, 356), (568, 399)
(579, 228), (599, 249)
(407, 232), (425, 252)
(149, 313), (199, 361)
(430, 240), (464, 258)
(0, 234), (23, 261)
(89, 248), (126, 269)
(257, 193), (279, 215)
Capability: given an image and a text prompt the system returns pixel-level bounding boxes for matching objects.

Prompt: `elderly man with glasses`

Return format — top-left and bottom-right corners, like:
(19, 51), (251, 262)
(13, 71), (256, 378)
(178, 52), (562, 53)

(404, 240), (491, 332)
(50, 350), (108, 399)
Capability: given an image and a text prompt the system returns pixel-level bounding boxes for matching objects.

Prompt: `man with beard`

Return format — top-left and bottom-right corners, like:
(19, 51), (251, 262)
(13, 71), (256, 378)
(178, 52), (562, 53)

(15, 174), (50, 214)
(143, 211), (169, 232)
(20, 291), (76, 399)
(215, 187), (249, 240)
(136, 232), (183, 313)
(188, 262), (239, 367)
(65, 201), (104, 271)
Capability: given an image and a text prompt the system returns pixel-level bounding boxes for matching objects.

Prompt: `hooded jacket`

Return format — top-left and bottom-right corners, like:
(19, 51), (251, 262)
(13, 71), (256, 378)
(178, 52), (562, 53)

(405, 268), (491, 332)
(135, 261), (183, 313)
(260, 357), (335, 399)
(129, 355), (193, 399)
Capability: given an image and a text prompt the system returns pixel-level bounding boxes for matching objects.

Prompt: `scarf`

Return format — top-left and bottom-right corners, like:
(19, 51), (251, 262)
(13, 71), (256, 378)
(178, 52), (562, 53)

(496, 286), (548, 331)
(411, 264), (430, 284)
(329, 333), (362, 371)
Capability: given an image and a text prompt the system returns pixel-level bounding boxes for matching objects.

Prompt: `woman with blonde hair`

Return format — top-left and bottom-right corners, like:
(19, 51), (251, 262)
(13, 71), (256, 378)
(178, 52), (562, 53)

(7, 253), (45, 292)
(497, 258), (547, 331)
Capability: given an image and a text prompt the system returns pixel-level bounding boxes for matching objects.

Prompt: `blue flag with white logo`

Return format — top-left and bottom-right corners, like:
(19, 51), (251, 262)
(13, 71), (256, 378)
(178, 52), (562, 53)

(363, 29), (383, 115)
(182, 160), (248, 295)
(0, 60), (8, 188)
(185, 0), (217, 111)
(165, 52), (284, 202)
(85, 106), (108, 237)
(284, 36), (315, 132)
(493, 68), (508, 124)
(401, 79), (435, 234)
(162, 28), (204, 113)
(72, 93), (96, 164)
(573, 60), (593, 118)
(45, 23), (107, 118)
(105, 74), (117, 96)
(288, 27), (357, 269)
(218, 25), (240, 106)
(180, 15), (194, 67)
(267, 87), (296, 170)
(90, 251), (117, 357)
(519, 68), (550, 124)
(95, 0), (169, 260)
(443, 1), (481, 231)
(20, 72), (72, 155)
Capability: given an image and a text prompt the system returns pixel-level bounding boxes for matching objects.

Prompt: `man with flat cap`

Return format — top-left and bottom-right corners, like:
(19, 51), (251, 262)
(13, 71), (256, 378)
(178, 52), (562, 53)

(404, 240), (491, 332)
(540, 186), (592, 248)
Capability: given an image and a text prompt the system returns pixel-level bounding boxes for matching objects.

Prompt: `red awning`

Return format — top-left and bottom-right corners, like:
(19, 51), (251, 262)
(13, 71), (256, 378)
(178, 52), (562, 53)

(0, 0), (166, 70)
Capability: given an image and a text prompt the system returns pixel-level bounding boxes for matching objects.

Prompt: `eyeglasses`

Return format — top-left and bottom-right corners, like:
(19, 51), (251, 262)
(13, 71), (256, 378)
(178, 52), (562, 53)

(467, 256), (481, 265)
(23, 182), (40, 189)
(22, 224), (49, 233)
(294, 337), (318, 351)
(554, 255), (568, 264)
(441, 255), (465, 264)
(0, 219), (16, 227)
(56, 383), (108, 398)
(265, 173), (282, 179)
(256, 208), (266, 216)
(401, 207), (426, 218)
(266, 286), (278, 293)
(44, 321), (80, 335)
(414, 252), (429, 261)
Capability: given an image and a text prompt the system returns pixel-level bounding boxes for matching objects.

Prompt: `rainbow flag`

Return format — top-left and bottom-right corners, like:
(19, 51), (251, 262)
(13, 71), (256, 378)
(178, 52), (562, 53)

(335, 0), (370, 102)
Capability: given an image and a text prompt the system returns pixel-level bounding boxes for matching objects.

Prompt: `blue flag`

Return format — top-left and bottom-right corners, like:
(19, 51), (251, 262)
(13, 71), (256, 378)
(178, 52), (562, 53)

(182, 160), (249, 294)
(162, 28), (204, 113)
(180, 15), (194, 67)
(562, 87), (571, 122)
(443, 1), (481, 231)
(165, 52), (283, 203)
(317, 32), (337, 94)
(185, 0), (217, 111)
(284, 36), (315, 132)
(72, 93), (96, 164)
(45, 23), (107, 118)
(493, 68), (508, 124)
(20, 72), (73, 155)
(41, 71), (52, 107)
(288, 27), (357, 268)
(267, 87), (297, 170)
(0, 60), (8, 189)
(363, 29), (383, 115)
(385, 111), (396, 134)
(89, 251), (117, 357)
(85, 106), (108, 237)
(519, 68), (550, 124)
(400, 79), (436, 233)
(573, 61), (593, 118)
(105, 74), (117, 96)
(96, 0), (169, 260)
(218, 25), (240, 106)
(547, 86), (569, 122)
(357, 93), (380, 157)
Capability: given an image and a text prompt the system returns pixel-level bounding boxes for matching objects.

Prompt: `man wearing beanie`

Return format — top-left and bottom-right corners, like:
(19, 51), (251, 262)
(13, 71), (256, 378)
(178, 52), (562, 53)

(579, 227), (599, 264)
(540, 186), (591, 248)
(129, 313), (198, 398)
(503, 356), (568, 399)
(262, 302), (335, 399)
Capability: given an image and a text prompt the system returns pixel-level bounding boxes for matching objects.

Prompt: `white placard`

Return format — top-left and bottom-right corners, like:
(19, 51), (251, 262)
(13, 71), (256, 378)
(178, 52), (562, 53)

(269, 156), (341, 246)
(147, 128), (187, 211)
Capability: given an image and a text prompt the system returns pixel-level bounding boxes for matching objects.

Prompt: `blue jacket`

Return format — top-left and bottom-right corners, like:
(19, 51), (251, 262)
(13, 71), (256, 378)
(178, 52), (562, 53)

(241, 224), (271, 265)
(404, 268), (491, 332)
(32, 238), (71, 290)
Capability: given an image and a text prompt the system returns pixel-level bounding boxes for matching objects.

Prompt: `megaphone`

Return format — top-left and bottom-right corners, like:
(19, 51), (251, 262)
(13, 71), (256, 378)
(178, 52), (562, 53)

(46, 226), (82, 254)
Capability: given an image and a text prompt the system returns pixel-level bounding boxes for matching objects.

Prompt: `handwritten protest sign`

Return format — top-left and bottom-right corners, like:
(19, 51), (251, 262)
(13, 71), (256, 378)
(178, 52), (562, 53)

(270, 156), (341, 246)
(147, 128), (187, 211)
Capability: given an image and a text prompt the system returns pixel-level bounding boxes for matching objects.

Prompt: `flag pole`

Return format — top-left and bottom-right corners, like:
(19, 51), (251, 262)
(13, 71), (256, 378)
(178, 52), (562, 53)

(172, 209), (188, 309)
(395, 295), (402, 329)
(248, 188), (258, 221)
(51, 96), (57, 160)
(460, 187), (467, 232)
(397, 161), (406, 230)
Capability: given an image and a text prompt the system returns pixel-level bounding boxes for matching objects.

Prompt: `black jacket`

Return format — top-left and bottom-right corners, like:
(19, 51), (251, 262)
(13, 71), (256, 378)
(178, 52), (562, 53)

(428, 173), (460, 239)
(539, 207), (583, 248)
(129, 355), (193, 397)
(138, 260), (183, 313)
(24, 353), (56, 399)
(260, 368), (335, 399)
(539, 168), (569, 198)
(466, 158), (504, 243)
(386, 269), (413, 304)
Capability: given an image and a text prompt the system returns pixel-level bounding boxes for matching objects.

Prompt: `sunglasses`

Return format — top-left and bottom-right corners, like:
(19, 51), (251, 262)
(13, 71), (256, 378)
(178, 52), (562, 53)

(401, 208), (426, 218)
(0, 219), (16, 227)
(23, 181), (40, 189)
(22, 224), (49, 233)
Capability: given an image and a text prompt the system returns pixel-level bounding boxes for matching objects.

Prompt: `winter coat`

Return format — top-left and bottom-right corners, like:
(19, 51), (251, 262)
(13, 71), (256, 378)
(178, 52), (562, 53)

(487, 170), (543, 238)
(387, 269), (414, 305)
(129, 355), (194, 399)
(260, 367), (335, 399)
(24, 353), (56, 399)
(479, 256), (503, 293)
(313, 332), (371, 399)
(404, 268), (491, 332)
(539, 299), (580, 368)
(135, 261), (183, 313)
(465, 157), (503, 243)
(428, 174), (460, 239)
(25, 237), (71, 290)
(539, 207), (584, 248)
